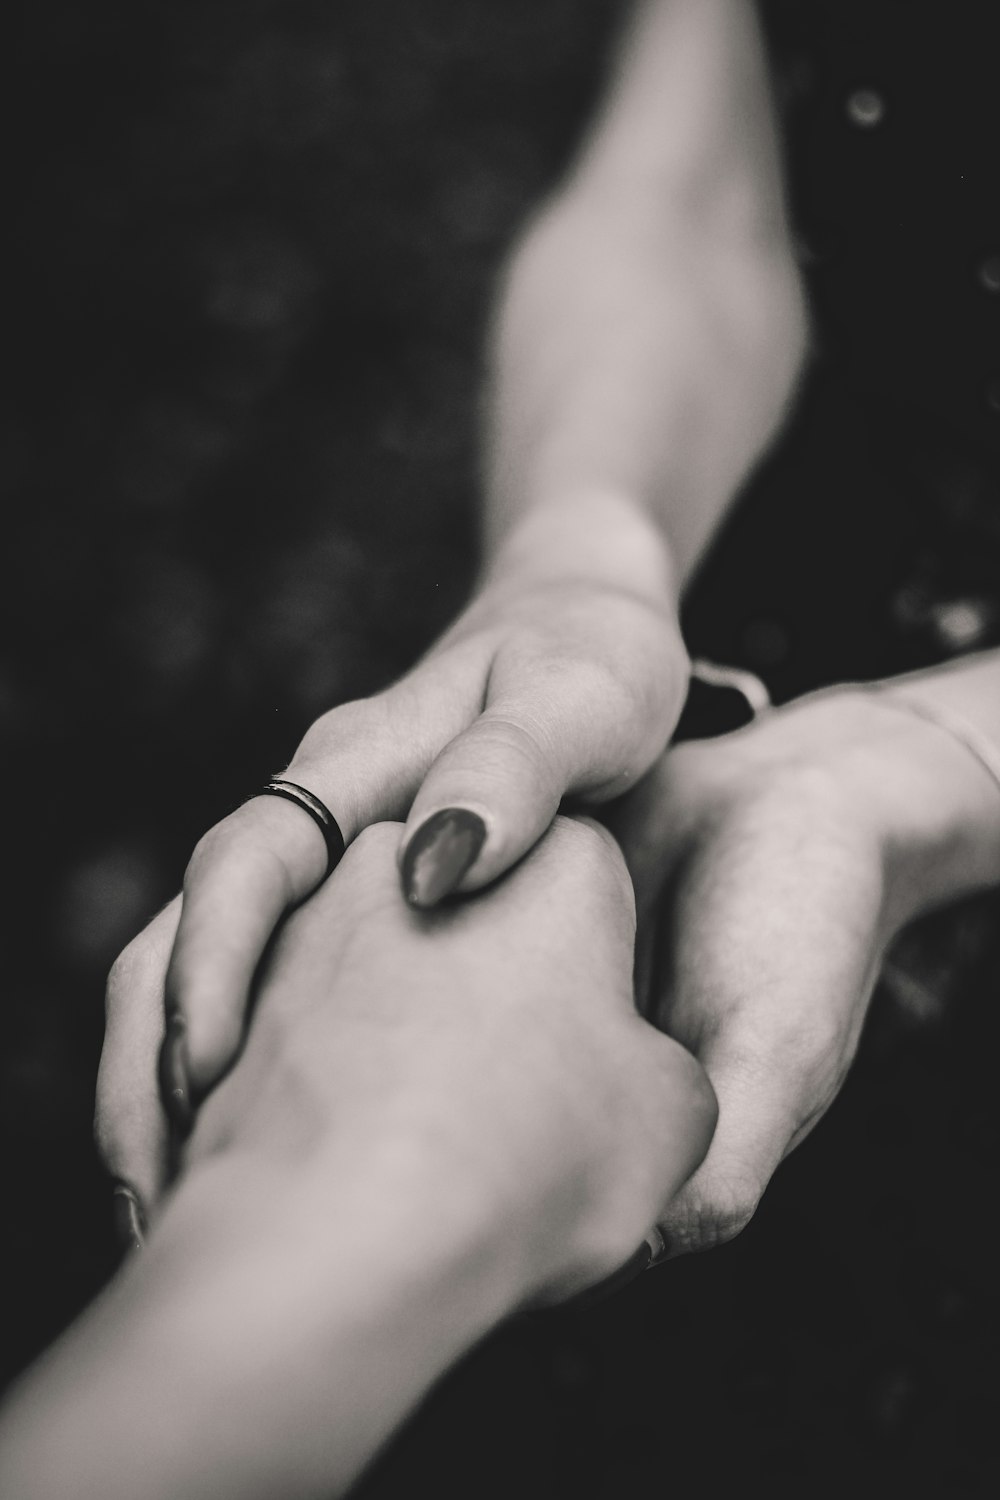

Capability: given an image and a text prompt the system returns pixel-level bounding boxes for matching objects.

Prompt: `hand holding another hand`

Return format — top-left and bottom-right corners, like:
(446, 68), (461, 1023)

(105, 513), (687, 1179)
(610, 679), (1000, 1256)
(99, 815), (715, 1302)
(7, 817), (711, 1500)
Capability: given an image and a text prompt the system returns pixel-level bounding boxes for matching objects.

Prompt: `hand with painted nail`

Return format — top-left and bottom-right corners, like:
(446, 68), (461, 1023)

(8, 820), (714, 1500)
(608, 660), (1000, 1257)
(98, 538), (688, 1193)
(91, 0), (810, 1204)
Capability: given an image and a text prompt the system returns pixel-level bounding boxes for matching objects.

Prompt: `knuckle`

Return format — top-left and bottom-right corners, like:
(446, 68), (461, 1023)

(299, 694), (371, 746)
(539, 652), (643, 732)
(346, 819), (404, 864)
(671, 1045), (720, 1139)
(294, 692), (401, 769)
(237, 838), (301, 908)
(185, 822), (298, 907)
(185, 824), (228, 881)
(548, 815), (635, 914)
(290, 684), (471, 832)
(532, 654), (673, 792)
(441, 709), (567, 812)
(633, 1030), (718, 1172)
(575, 655), (645, 720)
(474, 709), (555, 773)
(384, 659), (483, 730)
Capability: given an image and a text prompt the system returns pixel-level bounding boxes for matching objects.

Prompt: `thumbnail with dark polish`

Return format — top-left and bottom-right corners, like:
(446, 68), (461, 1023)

(402, 808), (487, 908)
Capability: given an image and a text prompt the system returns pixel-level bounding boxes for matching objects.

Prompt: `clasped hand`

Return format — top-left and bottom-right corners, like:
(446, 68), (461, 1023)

(143, 564), (687, 1151)
(100, 815), (715, 1307)
(98, 653), (998, 1282)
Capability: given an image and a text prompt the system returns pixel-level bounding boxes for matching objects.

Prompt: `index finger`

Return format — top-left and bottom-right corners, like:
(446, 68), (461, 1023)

(162, 793), (332, 1122)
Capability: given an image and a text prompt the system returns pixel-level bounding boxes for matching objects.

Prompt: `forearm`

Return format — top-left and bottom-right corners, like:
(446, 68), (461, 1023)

(7, 817), (710, 1499)
(482, 0), (808, 597)
(784, 651), (1000, 932)
(0, 1148), (519, 1500)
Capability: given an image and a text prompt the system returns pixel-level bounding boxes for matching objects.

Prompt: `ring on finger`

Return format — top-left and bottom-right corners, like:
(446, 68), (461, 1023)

(250, 778), (346, 877)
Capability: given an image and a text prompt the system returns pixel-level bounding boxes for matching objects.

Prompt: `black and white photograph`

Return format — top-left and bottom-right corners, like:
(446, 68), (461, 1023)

(2, 3), (1000, 1496)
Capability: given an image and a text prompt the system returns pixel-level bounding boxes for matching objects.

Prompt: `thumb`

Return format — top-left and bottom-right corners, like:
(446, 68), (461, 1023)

(400, 640), (685, 908)
(655, 992), (864, 1257)
(656, 1042), (803, 1256)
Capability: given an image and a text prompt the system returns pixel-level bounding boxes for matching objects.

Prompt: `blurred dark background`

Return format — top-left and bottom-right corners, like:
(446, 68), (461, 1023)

(3, 2), (1000, 1495)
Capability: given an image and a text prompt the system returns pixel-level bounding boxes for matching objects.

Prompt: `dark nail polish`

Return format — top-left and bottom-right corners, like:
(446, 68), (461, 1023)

(112, 1185), (147, 1252)
(402, 809), (487, 908)
(158, 1014), (194, 1137)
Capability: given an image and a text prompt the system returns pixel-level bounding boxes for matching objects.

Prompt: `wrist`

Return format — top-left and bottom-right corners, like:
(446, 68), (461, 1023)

(172, 1135), (534, 1347)
(791, 686), (1000, 928)
(695, 684), (1000, 940)
(481, 487), (680, 610)
(864, 686), (1000, 919)
(12, 1151), (530, 1500)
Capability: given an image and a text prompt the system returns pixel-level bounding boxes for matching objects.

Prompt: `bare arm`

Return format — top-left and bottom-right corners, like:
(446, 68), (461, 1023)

(8, 819), (714, 1500)
(484, 0), (808, 594)
(610, 649), (1000, 1256)
(100, 1), (807, 1186)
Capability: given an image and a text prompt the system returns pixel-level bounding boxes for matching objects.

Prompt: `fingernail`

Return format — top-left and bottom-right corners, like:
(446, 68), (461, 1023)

(158, 1014), (194, 1137)
(555, 1240), (654, 1314)
(401, 809), (487, 908)
(112, 1185), (147, 1252)
(644, 1224), (671, 1267)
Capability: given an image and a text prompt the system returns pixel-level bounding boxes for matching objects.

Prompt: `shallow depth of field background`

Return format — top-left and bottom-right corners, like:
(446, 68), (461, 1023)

(3, 3), (1000, 1495)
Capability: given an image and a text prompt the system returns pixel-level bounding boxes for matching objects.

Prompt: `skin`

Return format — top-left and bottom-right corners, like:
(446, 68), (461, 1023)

(0, 819), (717, 1500)
(12, 680), (1000, 1498)
(610, 655), (1000, 1252)
(10, 1), (1000, 1491)
(97, 651), (1000, 1259)
(92, 0), (1000, 1291)
(109, 0), (808, 1118)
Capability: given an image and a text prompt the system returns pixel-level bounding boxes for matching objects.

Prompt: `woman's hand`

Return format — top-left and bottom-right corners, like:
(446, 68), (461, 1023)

(97, 817), (715, 1297)
(181, 815), (716, 1302)
(609, 677), (1000, 1256)
(100, 503), (687, 1186)
(12, 818), (715, 1500)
